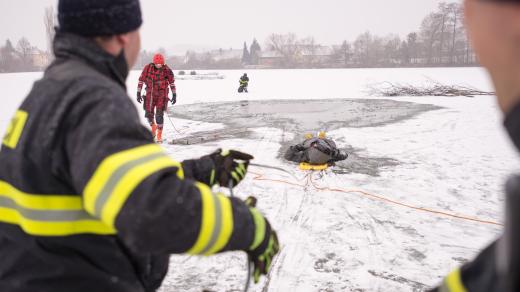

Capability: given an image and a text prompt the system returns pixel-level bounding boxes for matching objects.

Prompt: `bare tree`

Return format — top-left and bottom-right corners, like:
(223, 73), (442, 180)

(241, 42), (250, 65)
(437, 3), (449, 64)
(417, 2), (471, 66)
(403, 32), (419, 64)
(17, 38), (35, 71)
(249, 39), (262, 65)
(353, 31), (372, 66)
(0, 40), (17, 72)
(266, 33), (300, 67)
(333, 40), (352, 67)
(448, 3), (464, 64)
(300, 37), (320, 67)
(383, 35), (401, 66)
(44, 6), (56, 56)
(420, 12), (443, 64)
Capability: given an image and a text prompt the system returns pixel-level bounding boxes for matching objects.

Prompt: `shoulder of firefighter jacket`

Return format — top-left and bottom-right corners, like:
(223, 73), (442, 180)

(434, 175), (520, 292)
(432, 240), (505, 292)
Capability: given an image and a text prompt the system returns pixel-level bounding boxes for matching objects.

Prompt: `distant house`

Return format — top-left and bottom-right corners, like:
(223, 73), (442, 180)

(210, 48), (243, 62)
(31, 50), (50, 70)
(300, 45), (334, 66)
(165, 55), (185, 69)
(258, 51), (283, 68)
(183, 48), (243, 65)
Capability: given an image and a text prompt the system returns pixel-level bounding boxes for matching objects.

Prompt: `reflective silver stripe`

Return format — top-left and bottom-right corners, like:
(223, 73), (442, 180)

(94, 152), (168, 216)
(0, 196), (94, 222)
(200, 194), (222, 254)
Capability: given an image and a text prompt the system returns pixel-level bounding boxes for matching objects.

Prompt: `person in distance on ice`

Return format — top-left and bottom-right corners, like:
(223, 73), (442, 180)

(137, 53), (176, 143)
(238, 73), (249, 93)
(0, 0), (279, 291)
(431, 0), (520, 291)
(285, 131), (348, 165)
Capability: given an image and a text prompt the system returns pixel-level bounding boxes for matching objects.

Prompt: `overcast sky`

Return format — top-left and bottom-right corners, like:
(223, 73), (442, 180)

(0, 0), (458, 55)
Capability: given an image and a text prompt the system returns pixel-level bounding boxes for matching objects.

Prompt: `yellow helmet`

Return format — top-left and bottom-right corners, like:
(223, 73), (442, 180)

(318, 131), (326, 139)
(304, 133), (313, 139)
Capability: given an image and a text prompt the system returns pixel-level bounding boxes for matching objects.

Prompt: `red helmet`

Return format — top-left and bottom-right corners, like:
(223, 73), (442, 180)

(153, 54), (165, 65)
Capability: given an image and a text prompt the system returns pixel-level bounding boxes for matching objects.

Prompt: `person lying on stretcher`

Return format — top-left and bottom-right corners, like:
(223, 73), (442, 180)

(284, 132), (348, 165)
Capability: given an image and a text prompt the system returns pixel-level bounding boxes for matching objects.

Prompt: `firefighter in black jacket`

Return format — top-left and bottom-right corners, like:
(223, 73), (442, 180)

(238, 73), (249, 93)
(431, 1), (520, 291)
(0, 1), (279, 292)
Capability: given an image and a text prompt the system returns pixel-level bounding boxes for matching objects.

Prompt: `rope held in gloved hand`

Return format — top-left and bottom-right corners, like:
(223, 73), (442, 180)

(228, 181), (252, 292)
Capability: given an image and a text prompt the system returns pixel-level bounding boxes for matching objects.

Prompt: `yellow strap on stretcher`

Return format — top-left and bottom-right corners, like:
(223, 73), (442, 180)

(299, 162), (329, 171)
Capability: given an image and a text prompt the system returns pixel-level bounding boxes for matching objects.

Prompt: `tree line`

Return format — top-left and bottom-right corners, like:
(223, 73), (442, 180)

(0, 38), (43, 73)
(1, 2), (476, 73)
(251, 2), (474, 68)
(150, 1), (476, 70)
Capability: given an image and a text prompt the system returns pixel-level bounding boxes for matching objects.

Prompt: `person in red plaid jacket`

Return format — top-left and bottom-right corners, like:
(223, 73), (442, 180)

(137, 53), (176, 143)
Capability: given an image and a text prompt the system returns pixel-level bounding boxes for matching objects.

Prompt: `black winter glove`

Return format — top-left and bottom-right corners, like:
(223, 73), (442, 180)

(171, 93), (177, 105)
(246, 197), (280, 284)
(208, 149), (253, 187)
(137, 92), (143, 103)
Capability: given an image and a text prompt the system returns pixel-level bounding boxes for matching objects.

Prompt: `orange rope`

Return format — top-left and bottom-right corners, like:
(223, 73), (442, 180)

(247, 170), (503, 227)
(249, 171), (310, 188)
(308, 172), (503, 227)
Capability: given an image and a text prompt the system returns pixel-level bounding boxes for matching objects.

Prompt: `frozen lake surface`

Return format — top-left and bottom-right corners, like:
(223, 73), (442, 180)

(0, 68), (516, 291)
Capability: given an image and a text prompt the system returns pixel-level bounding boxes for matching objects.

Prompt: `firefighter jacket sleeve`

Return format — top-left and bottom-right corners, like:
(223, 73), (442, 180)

(137, 64), (150, 94)
(65, 92), (257, 255)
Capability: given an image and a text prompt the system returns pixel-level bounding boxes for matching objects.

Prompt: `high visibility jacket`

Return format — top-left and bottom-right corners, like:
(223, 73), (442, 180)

(239, 76), (249, 86)
(0, 32), (258, 292)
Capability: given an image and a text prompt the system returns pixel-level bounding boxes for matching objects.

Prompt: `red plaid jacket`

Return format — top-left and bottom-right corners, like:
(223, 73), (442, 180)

(137, 64), (176, 108)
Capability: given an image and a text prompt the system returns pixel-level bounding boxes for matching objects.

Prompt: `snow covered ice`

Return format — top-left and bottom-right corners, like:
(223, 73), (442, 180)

(1, 68), (517, 291)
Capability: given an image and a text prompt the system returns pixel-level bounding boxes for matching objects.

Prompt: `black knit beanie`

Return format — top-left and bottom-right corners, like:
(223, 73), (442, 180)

(58, 0), (142, 37)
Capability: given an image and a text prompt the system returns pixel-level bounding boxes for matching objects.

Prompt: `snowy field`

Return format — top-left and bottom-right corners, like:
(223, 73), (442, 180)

(1, 68), (518, 291)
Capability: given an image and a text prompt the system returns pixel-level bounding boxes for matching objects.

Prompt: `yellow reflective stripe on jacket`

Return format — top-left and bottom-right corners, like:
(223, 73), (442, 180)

(2, 110), (28, 149)
(442, 268), (467, 292)
(84, 144), (184, 228)
(187, 183), (234, 255)
(0, 181), (82, 210)
(231, 171), (241, 182)
(0, 180), (114, 236)
(235, 163), (246, 177)
(249, 207), (265, 250)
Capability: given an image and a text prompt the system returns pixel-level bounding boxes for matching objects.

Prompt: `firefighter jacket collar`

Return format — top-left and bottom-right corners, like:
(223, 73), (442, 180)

(53, 32), (128, 89)
(504, 100), (520, 152)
